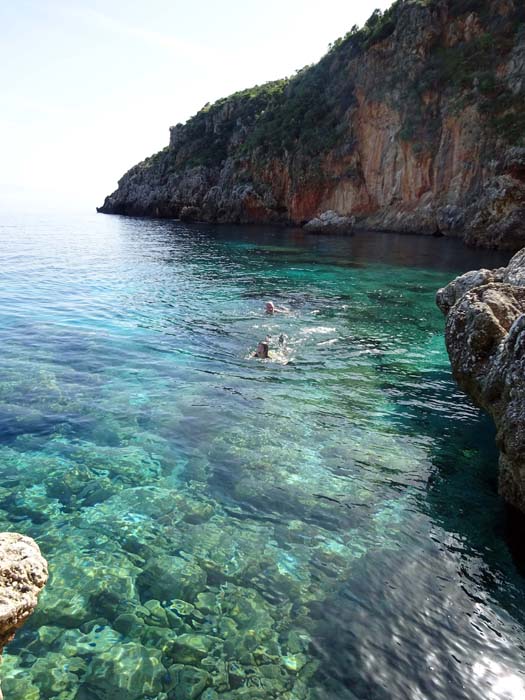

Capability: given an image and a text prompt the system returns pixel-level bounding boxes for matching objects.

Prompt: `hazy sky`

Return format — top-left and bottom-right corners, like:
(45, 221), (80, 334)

(1, 0), (392, 212)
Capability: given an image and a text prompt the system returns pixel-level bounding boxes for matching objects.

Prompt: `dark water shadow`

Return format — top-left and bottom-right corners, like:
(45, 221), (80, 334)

(305, 364), (525, 700)
(116, 217), (512, 275)
(380, 362), (525, 600)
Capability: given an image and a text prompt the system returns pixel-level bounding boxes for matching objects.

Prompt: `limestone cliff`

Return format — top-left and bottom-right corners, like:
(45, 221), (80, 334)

(99, 0), (525, 250)
(437, 248), (525, 513)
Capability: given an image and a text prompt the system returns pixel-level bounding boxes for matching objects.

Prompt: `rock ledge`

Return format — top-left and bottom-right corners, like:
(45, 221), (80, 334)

(437, 248), (525, 513)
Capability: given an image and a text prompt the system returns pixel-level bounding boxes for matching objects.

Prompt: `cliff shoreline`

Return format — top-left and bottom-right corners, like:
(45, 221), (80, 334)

(99, 0), (525, 250)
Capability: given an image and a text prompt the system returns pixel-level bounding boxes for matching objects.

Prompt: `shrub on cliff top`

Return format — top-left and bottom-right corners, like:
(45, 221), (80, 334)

(147, 0), (525, 170)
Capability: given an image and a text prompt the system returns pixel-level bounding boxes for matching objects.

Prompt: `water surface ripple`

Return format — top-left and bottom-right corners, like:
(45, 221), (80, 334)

(0, 213), (523, 700)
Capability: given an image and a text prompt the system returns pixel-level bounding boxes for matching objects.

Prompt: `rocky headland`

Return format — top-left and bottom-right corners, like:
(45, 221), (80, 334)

(0, 533), (48, 698)
(437, 247), (525, 513)
(99, 0), (525, 250)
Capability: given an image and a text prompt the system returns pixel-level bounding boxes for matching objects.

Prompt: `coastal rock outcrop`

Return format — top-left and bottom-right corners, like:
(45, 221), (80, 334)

(437, 248), (525, 512)
(0, 533), (48, 654)
(0, 533), (48, 698)
(99, 0), (525, 250)
(303, 210), (355, 234)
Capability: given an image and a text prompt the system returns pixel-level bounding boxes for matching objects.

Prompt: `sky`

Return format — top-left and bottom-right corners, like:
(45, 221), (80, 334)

(0, 0), (393, 213)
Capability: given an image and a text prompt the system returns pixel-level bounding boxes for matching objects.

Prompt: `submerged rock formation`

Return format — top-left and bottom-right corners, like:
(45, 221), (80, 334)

(99, 0), (525, 250)
(437, 248), (525, 512)
(0, 533), (48, 698)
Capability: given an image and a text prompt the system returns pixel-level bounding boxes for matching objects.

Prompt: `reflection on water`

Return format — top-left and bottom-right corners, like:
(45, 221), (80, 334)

(0, 213), (523, 700)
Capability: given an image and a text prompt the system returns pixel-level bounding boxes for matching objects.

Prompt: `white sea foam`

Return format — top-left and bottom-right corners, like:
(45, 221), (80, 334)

(301, 326), (337, 335)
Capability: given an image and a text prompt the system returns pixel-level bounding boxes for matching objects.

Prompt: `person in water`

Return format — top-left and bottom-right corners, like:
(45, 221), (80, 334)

(265, 300), (289, 314)
(254, 341), (269, 359)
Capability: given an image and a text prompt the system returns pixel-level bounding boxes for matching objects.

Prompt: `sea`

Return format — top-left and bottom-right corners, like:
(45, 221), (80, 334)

(0, 212), (524, 700)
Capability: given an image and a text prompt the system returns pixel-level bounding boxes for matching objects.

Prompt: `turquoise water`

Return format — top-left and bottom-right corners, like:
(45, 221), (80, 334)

(0, 213), (524, 700)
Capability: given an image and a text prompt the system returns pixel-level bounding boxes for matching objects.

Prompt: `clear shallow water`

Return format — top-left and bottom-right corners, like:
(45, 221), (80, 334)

(0, 213), (524, 700)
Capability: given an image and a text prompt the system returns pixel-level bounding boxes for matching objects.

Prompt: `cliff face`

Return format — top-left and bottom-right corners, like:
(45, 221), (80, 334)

(437, 248), (525, 513)
(99, 0), (525, 250)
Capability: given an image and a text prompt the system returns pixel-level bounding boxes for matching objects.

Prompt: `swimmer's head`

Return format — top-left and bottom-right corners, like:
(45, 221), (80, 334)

(256, 341), (269, 359)
(265, 301), (275, 314)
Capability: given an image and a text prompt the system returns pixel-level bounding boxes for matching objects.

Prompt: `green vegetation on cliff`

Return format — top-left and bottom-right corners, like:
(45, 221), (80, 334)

(169, 4), (407, 166)
(166, 0), (525, 170)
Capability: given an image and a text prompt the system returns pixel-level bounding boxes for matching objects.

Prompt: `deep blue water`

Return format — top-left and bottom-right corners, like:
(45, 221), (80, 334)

(0, 212), (524, 700)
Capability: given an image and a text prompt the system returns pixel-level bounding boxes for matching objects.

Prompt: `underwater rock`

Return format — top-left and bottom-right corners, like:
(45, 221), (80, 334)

(78, 495), (175, 557)
(171, 633), (222, 664)
(34, 546), (140, 628)
(282, 653), (308, 673)
(65, 443), (163, 489)
(0, 655), (41, 700)
(113, 612), (144, 638)
(177, 516), (277, 584)
(200, 690), (219, 700)
(437, 247), (525, 513)
(142, 599), (170, 627)
(84, 640), (164, 700)
(9, 484), (63, 524)
(194, 592), (217, 615)
(166, 664), (211, 699)
(168, 599), (195, 617)
(30, 651), (87, 699)
(109, 487), (178, 519)
(137, 553), (207, 602)
(62, 625), (122, 659)
(46, 464), (101, 507)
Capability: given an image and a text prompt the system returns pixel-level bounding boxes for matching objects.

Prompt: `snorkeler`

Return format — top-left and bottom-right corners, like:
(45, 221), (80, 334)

(265, 301), (290, 314)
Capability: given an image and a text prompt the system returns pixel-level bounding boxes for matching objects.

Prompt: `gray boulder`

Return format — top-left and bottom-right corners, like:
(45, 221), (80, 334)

(303, 211), (354, 234)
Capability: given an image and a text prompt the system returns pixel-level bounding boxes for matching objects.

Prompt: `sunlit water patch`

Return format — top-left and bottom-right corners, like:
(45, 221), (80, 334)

(0, 213), (523, 700)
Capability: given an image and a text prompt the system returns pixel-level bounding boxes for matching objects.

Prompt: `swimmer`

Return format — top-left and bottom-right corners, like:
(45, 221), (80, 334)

(265, 300), (290, 314)
(253, 341), (269, 359)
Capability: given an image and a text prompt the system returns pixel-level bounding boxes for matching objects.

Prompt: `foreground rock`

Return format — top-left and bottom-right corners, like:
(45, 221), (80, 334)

(0, 533), (48, 654)
(0, 533), (48, 698)
(437, 248), (525, 512)
(99, 1), (525, 250)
